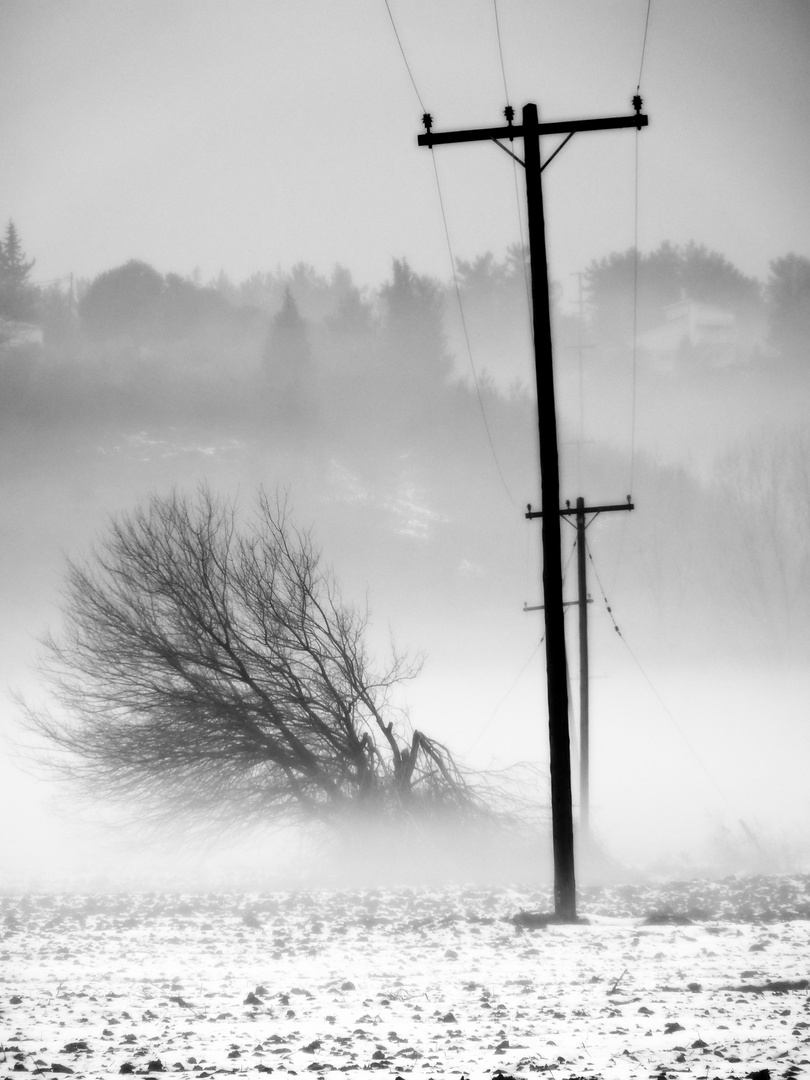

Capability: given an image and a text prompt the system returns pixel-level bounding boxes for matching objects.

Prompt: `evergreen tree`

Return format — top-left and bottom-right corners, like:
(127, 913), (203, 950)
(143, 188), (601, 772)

(324, 267), (375, 352)
(380, 259), (452, 392)
(79, 260), (165, 341)
(264, 287), (313, 427)
(0, 220), (38, 321)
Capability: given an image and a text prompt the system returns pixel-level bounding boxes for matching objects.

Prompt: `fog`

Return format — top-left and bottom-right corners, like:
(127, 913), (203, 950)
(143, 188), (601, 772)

(1, 1), (809, 892)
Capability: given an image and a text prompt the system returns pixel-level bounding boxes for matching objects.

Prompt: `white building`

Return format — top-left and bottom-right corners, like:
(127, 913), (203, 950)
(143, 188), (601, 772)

(637, 297), (738, 369)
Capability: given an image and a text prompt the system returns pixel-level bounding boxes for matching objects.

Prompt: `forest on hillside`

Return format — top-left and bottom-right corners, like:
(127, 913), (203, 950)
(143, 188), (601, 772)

(2, 223), (810, 671)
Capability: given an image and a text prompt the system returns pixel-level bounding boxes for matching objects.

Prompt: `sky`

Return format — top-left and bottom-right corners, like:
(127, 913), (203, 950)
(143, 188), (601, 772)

(2, 1), (809, 303)
(2, 1), (810, 890)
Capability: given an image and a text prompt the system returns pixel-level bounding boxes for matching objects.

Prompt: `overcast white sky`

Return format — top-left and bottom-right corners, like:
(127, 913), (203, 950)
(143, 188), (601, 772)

(2, 1), (809, 299)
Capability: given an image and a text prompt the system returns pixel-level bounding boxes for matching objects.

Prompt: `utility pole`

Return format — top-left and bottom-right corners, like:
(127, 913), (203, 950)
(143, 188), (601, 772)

(527, 497), (634, 848)
(418, 97), (647, 922)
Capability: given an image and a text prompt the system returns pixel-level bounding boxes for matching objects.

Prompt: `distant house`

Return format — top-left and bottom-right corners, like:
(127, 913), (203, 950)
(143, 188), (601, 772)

(637, 297), (739, 369)
(0, 319), (44, 349)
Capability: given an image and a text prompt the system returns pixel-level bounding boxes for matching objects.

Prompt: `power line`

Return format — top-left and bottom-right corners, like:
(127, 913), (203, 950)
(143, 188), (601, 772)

(492, 0), (510, 104)
(463, 635), (544, 755)
(627, 3), (652, 501)
(382, 0), (426, 112)
(637, 0), (653, 91)
(586, 538), (747, 824)
(490, 1), (533, 336)
(429, 155), (516, 504)
(629, 133), (641, 497)
(382, 0), (516, 503)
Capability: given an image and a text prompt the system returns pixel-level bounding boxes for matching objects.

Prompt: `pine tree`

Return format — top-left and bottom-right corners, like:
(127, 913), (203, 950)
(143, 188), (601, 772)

(263, 287), (314, 429)
(0, 220), (37, 321)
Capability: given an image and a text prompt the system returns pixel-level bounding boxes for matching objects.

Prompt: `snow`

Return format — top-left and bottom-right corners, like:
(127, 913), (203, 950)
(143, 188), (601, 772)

(3, 877), (810, 1078)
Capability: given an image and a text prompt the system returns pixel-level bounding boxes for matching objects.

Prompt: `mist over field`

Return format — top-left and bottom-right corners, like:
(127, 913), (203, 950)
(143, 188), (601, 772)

(2, 239), (809, 893)
(1, 2), (809, 894)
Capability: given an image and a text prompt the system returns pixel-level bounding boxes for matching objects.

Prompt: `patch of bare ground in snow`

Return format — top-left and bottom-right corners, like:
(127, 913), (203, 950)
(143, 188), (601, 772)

(2, 876), (810, 1079)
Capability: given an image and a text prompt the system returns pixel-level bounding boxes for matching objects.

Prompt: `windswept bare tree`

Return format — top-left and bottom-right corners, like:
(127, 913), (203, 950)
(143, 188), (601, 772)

(21, 487), (488, 837)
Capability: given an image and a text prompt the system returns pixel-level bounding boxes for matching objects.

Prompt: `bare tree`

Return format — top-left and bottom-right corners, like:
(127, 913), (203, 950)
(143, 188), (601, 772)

(20, 487), (488, 837)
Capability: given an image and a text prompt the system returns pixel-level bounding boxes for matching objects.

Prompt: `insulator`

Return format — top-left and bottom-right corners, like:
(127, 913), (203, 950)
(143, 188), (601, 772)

(504, 105), (515, 124)
(422, 112), (433, 132)
(632, 94), (643, 113)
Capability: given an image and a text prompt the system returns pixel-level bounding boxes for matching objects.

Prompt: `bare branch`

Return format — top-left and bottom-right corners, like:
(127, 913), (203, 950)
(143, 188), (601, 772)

(19, 486), (491, 838)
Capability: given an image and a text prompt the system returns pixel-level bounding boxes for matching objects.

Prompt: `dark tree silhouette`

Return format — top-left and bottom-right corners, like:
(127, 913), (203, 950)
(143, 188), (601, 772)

(0, 220), (38, 321)
(159, 272), (231, 340)
(325, 266), (375, 344)
(79, 259), (165, 341)
(21, 488), (485, 835)
(381, 258), (452, 389)
(766, 253), (810, 360)
(263, 287), (313, 427)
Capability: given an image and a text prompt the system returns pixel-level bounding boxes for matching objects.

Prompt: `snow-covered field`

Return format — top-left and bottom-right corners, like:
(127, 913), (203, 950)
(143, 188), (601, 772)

(3, 876), (810, 1079)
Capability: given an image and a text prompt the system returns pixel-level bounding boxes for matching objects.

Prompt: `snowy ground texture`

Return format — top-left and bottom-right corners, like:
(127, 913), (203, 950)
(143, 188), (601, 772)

(3, 875), (810, 1080)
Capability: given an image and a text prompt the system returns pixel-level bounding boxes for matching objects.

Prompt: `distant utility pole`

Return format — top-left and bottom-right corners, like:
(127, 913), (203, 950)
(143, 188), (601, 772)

(419, 98), (647, 922)
(527, 497), (634, 847)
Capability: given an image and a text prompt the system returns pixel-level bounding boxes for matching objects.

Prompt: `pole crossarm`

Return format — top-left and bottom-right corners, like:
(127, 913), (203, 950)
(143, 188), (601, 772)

(417, 111), (648, 149)
(524, 599), (593, 612)
(526, 500), (634, 520)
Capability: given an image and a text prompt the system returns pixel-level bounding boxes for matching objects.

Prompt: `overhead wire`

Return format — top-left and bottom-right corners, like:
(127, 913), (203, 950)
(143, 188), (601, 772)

(463, 636), (543, 756)
(493, 0), (534, 337)
(628, 4), (653, 499)
(382, 0), (427, 114)
(585, 536), (752, 830)
(382, 0), (516, 504)
(630, 139), (640, 497)
(630, 2), (652, 496)
(467, 531), (578, 757)
(614, 0), (652, 586)
(430, 159), (517, 504)
(382, 0), (540, 759)
(637, 0), (653, 91)
(493, 0), (510, 103)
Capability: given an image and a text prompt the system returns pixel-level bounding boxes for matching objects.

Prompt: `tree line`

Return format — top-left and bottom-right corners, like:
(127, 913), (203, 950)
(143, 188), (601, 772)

(7, 219), (810, 854)
(583, 241), (810, 363)
(4, 219), (810, 374)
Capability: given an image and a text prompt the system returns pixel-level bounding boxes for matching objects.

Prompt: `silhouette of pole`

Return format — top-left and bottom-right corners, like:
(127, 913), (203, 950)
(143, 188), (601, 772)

(418, 96), (647, 923)
(522, 103), (576, 921)
(575, 497), (590, 843)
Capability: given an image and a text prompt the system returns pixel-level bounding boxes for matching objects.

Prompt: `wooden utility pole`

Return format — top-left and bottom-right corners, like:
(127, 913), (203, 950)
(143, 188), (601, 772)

(527, 497), (634, 847)
(418, 97), (647, 922)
